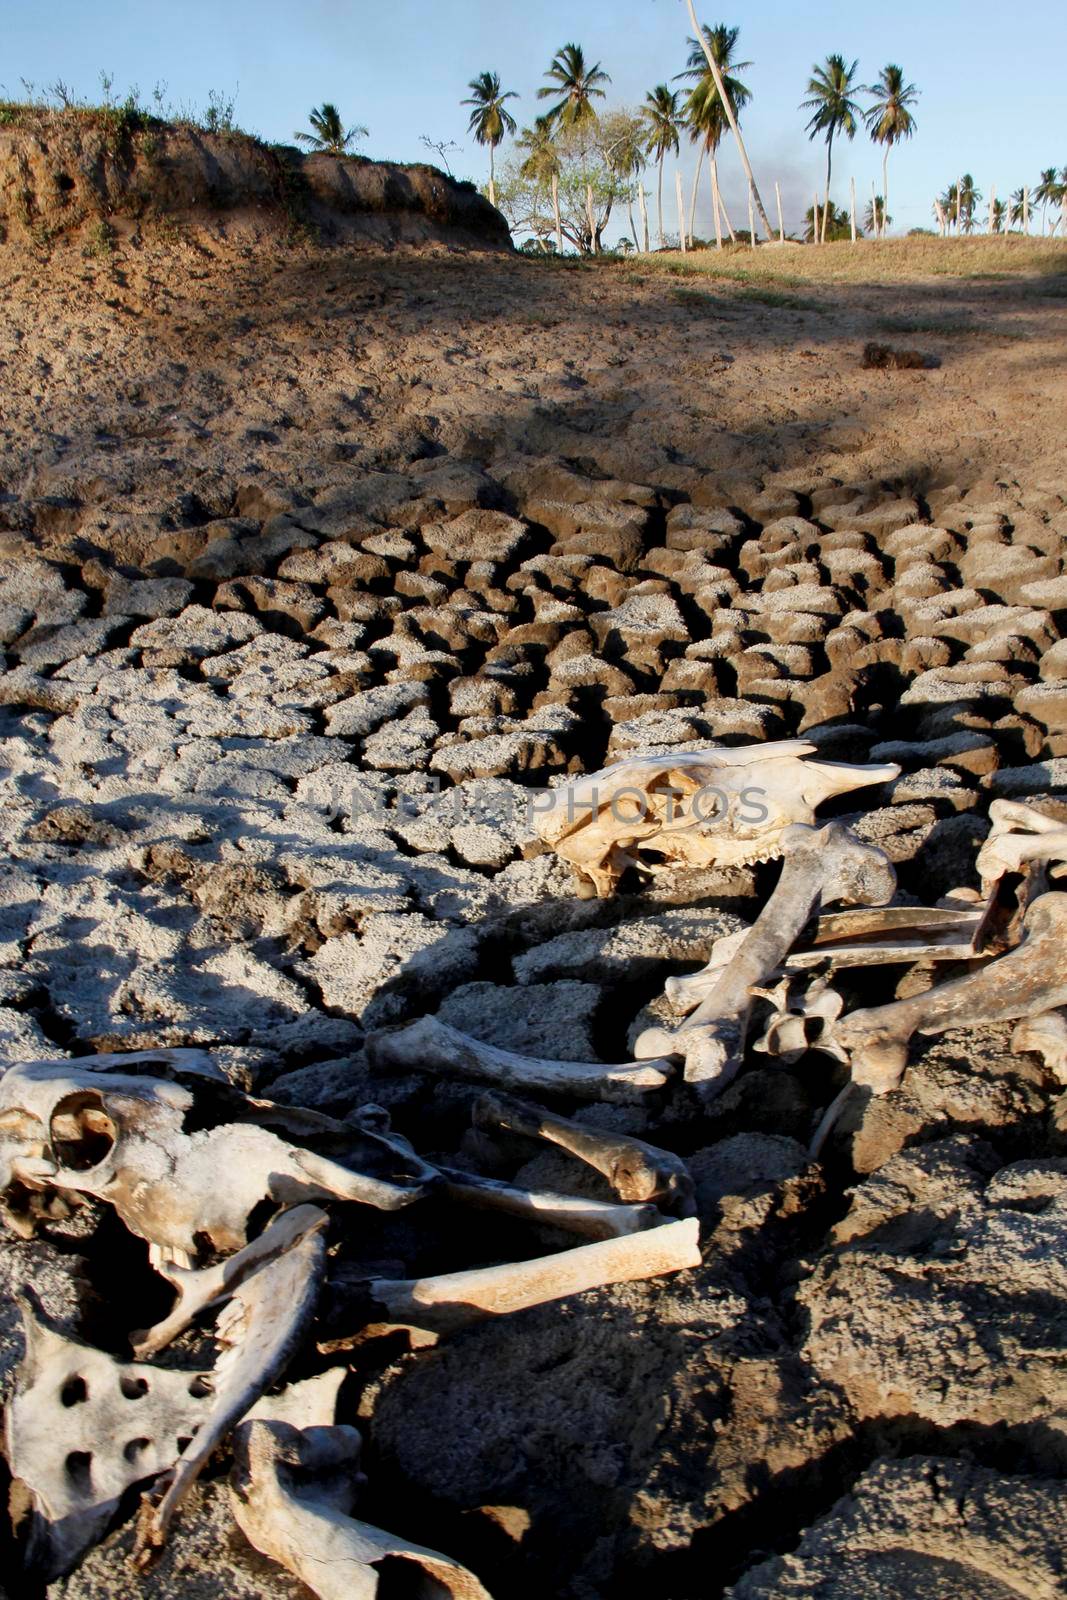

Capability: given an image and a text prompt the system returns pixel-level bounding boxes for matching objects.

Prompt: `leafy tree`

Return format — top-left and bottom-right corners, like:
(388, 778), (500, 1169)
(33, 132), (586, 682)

(294, 103), (367, 154)
(804, 202), (855, 243)
(800, 54), (860, 243)
(676, 23), (751, 246)
(518, 117), (563, 244)
(496, 119), (633, 255)
(537, 43), (611, 251)
(600, 107), (647, 248)
(864, 195), (890, 233)
(462, 71), (518, 208)
(1010, 187), (1030, 231)
(862, 65), (918, 236)
(641, 84), (684, 247)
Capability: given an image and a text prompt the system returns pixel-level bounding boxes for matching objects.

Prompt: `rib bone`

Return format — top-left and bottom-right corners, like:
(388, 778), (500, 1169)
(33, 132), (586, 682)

(472, 1089), (695, 1214)
(367, 1015), (673, 1102)
(636, 823), (896, 1100)
(833, 891), (1067, 1094)
(438, 1166), (659, 1238)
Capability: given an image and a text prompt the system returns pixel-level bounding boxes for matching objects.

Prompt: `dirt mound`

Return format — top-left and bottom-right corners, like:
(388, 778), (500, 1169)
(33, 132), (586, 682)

(0, 120), (511, 249)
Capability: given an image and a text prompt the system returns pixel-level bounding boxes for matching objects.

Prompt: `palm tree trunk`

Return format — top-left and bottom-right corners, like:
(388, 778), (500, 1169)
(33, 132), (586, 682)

(657, 156), (665, 248)
(822, 133), (833, 244)
(627, 195), (638, 249)
(586, 182), (597, 254)
(552, 172), (562, 252)
(685, 0), (772, 239)
(689, 144), (705, 246)
(637, 182), (650, 252)
(711, 155), (723, 249)
(489, 143), (496, 211)
(883, 148), (889, 238)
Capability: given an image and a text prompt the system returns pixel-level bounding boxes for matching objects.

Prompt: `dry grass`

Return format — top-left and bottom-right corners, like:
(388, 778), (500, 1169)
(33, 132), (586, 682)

(617, 234), (1067, 288)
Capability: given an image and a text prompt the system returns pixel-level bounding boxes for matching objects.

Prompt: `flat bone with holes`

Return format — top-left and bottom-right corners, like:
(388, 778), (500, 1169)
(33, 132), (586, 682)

(530, 741), (899, 896)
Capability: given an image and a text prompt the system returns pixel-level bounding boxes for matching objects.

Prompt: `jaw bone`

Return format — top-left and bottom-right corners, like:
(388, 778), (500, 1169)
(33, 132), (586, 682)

(635, 822), (896, 1102)
(529, 740), (899, 897)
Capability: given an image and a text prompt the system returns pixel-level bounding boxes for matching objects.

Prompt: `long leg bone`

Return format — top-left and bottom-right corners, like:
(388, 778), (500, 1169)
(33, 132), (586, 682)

(367, 1015), (673, 1102)
(134, 1208), (328, 1565)
(472, 1089), (695, 1214)
(232, 1418), (493, 1600)
(635, 823), (896, 1101)
(437, 1166), (660, 1238)
(832, 891), (1067, 1095)
(319, 1217), (700, 1343)
(977, 798), (1067, 890)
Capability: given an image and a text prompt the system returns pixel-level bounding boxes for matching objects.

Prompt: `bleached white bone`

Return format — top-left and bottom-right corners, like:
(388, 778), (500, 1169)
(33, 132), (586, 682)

(232, 1416), (493, 1600)
(833, 891), (1067, 1094)
(368, 1015), (673, 1102)
(438, 1166), (659, 1238)
(4, 1298), (216, 1581)
(530, 741), (898, 896)
(1012, 1010), (1067, 1085)
(0, 1060), (430, 1256)
(472, 1089), (695, 1213)
(134, 1209), (328, 1565)
(322, 1217), (701, 1340)
(635, 823), (896, 1101)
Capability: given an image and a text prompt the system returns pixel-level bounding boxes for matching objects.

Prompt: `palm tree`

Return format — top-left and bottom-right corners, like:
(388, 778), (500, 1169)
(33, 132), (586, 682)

(862, 65), (918, 237)
(677, 23), (751, 247)
(801, 55), (860, 243)
(1035, 167), (1059, 234)
(864, 195), (891, 233)
(538, 43), (611, 252)
(641, 84), (684, 247)
(462, 72), (518, 208)
(537, 42), (610, 128)
(1010, 187), (1029, 232)
(294, 103), (367, 155)
(804, 202), (853, 243)
(958, 174), (981, 234)
(937, 180), (959, 232)
(682, 0), (772, 239)
(989, 197), (1007, 234)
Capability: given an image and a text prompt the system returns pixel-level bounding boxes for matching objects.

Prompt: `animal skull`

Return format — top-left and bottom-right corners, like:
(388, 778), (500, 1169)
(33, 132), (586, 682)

(529, 741), (899, 896)
(0, 1057), (433, 1257)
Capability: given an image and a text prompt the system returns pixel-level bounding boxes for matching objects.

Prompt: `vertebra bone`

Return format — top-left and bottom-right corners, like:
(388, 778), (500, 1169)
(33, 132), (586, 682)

(834, 891), (1067, 1094)
(636, 823), (896, 1100)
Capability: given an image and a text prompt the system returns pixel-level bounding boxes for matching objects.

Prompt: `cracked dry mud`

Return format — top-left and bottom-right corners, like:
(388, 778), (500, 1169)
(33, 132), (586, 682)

(1, 221), (1066, 1600)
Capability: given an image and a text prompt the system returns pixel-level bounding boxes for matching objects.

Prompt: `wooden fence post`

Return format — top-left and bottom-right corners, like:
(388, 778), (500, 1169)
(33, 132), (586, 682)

(775, 180), (785, 242)
(850, 176), (857, 243)
(676, 170), (687, 253)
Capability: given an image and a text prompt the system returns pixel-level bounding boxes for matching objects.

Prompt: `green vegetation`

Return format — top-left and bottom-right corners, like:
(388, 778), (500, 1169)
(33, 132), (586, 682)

(293, 102), (367, 155)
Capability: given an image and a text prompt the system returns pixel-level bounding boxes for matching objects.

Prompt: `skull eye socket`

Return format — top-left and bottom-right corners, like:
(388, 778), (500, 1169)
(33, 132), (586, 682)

(49, 1092), (116, 1171)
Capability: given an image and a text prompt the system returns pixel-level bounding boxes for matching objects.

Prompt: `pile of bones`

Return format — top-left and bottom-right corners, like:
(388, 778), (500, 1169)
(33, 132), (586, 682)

(3, 739), (1067, 1597)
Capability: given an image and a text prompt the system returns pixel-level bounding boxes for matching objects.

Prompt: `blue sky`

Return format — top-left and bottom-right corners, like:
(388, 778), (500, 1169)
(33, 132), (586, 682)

(5, 0), (1064, 240)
